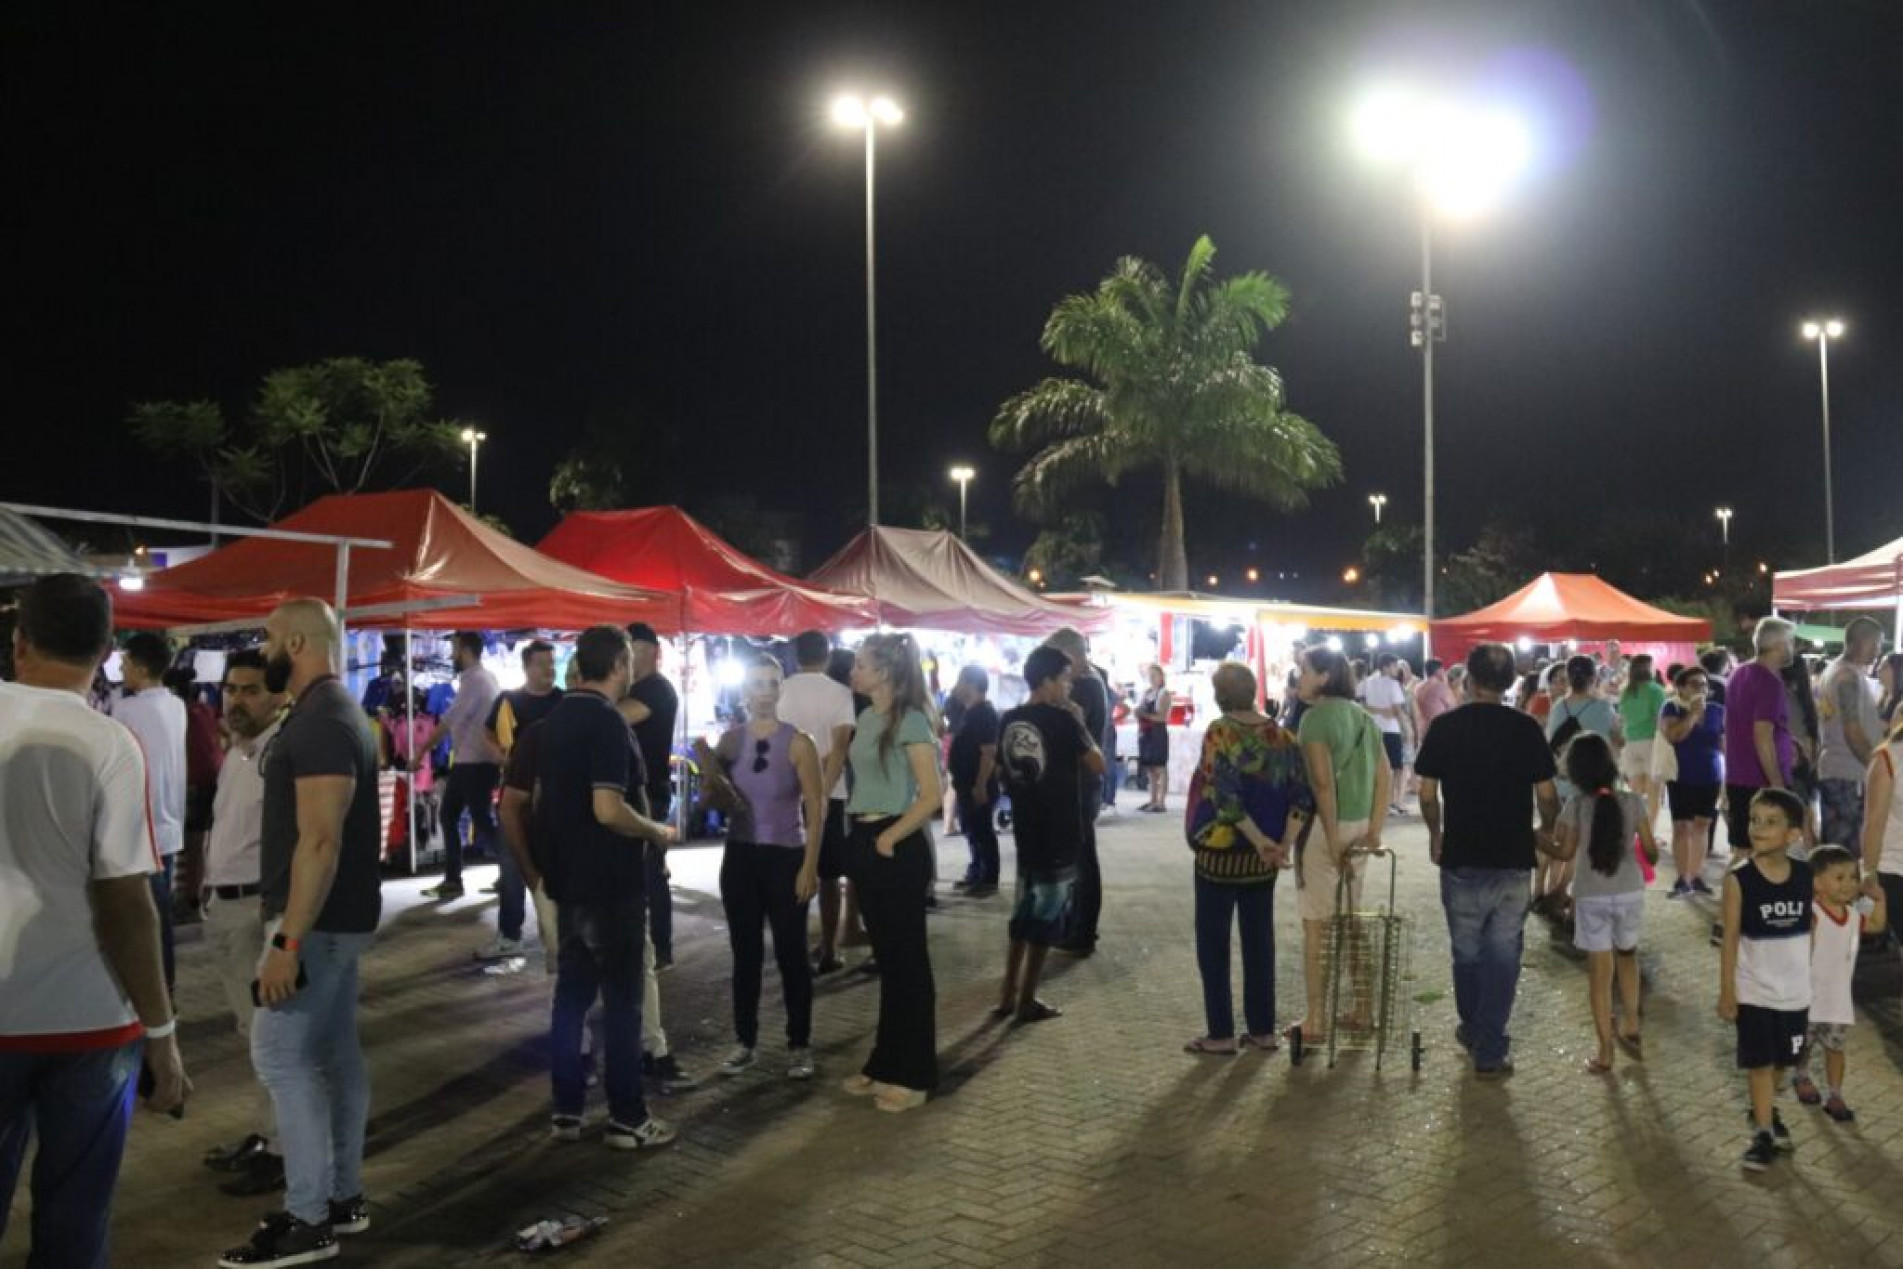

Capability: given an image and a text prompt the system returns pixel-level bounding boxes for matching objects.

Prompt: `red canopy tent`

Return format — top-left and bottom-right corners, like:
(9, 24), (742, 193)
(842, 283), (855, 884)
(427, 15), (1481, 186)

(1774, 534), (1903, 624)
(536, 506), (878, 635)
(1430, 572), (1709, 665)
(808, 526), (1112, 636)
(114, 489), (673, 631)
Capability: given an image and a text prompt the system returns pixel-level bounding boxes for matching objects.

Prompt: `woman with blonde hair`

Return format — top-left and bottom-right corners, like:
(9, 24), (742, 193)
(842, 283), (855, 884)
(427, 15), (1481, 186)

(841, 633), (943, 1112)
(1136, 664), (1173, 812)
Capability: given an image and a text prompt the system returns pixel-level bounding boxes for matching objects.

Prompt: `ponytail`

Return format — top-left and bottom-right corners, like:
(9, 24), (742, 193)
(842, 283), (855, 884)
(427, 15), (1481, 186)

(1586, 787), (1626, 877)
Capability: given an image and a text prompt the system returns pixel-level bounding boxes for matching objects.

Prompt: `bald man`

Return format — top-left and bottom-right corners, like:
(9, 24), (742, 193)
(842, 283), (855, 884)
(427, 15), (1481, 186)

(217, 599), (381, 1266)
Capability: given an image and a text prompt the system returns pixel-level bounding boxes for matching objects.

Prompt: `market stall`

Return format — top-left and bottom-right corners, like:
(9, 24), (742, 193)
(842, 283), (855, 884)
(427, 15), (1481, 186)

(1430, 572), (1708, 668)
(1774, 532), (1903, 631)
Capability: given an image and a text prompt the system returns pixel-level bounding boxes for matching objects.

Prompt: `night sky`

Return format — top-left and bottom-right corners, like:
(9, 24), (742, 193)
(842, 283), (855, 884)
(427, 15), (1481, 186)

(6, 2), (1900, 598)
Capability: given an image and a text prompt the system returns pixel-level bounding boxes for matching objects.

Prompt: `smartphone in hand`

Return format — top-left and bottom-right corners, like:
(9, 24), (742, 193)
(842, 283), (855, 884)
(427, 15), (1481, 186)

(250, 962), (310, 1008)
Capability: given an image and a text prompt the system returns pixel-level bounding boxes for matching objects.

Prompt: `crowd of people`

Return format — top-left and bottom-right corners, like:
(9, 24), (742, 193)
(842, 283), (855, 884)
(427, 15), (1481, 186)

(7, 571), (1903, 1266)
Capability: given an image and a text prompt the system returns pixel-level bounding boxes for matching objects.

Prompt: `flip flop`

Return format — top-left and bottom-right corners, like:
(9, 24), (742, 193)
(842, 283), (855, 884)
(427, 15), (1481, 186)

(1616, 1033), (1643, 1060)
(1585, 1057), (1614, 1075)
(1183, 1036), (1239, 1055)
(1240, 1033), (1282, 1053)
(1014, 1001), (1063, 1024)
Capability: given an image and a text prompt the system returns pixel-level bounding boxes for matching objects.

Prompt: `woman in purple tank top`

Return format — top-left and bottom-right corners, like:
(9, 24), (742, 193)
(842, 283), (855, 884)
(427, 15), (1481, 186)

(700, 655), (825, 1080)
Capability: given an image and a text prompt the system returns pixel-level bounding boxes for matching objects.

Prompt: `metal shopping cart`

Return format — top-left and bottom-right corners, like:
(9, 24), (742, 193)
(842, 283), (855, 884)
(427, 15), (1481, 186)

(1290, 846), (1422, 1072)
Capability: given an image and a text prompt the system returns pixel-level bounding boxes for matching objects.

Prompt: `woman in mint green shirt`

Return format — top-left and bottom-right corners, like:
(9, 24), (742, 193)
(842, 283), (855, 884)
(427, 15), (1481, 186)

(841, 633), (942, 1112)
(1617, 655), (1668, 826)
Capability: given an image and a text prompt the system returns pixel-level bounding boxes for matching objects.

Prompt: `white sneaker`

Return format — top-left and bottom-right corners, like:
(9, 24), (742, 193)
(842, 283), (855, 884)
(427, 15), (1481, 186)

(473, 936), (524, 961)
(786, 1048), (815, 1081)
(717, 1045), (756, 1077)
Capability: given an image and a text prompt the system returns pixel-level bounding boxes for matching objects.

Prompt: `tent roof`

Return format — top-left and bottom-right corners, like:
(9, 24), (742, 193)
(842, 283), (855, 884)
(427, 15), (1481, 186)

(537, 507), (878, 635)
(1430, 572), (1709, 647)
(113, 489), (673, 631)
(1101, 590), (1424, 633)
(0, 507), (111, 586)
(1774, 533), (1903, 611)
(808, 526), (1112, 636)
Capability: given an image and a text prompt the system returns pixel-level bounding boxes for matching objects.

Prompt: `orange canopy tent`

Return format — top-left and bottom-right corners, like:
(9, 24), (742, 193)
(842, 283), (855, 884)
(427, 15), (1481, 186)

(1430, 572), (1709, 662)
(808, 525), (1113, 636)
(114, 489), (673, 631)
(536, 506), (878, 635)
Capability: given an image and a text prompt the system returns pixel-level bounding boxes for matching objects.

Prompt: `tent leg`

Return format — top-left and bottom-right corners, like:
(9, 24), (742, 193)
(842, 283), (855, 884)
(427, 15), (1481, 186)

(333, 544), (352, 672)
(405, 626), (418, 877)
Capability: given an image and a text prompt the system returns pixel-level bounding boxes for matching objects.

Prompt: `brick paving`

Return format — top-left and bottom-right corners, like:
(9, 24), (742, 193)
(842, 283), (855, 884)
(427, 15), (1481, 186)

(11, 794), (1903, 1268)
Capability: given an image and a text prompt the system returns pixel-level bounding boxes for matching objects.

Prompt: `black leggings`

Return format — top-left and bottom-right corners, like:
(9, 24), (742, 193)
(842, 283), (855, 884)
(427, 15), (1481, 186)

(719, 840), (813, 1049)
(848, 818), (938, 1091)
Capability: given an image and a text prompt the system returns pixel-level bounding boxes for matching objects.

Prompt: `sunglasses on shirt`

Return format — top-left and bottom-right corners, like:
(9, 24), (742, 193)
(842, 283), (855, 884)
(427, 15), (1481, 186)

(753, 738), (770, 773)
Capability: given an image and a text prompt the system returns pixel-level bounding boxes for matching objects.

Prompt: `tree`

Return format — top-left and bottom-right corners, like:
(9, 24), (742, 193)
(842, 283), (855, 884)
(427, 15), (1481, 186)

(1437, 522), (1543, 615)
(990, 236), (1340, 590)
(130, 358), (470, 521)
(1022, 511), (1106, 589)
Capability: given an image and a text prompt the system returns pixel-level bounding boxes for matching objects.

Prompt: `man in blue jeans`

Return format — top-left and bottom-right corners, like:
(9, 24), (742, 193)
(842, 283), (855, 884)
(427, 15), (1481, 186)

(420, 631), (503, 901)
(2, 574), (190, 1269)
(536, 625), (680, 1150)
(1415, 641), (1560, 1079)
(218, 599), (383, 1267)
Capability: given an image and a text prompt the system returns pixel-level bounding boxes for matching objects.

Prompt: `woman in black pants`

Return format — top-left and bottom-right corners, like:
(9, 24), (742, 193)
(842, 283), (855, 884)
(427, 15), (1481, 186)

(842, 633), (943, 1113)
(701, 656), (825, 1081)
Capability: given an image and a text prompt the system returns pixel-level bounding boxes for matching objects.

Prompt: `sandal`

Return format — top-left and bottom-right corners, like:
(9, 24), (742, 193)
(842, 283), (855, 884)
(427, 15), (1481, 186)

(1240, 1032), (1281, 1053)
(1584, 1056), (1613, 1075)
(1823, 1096), (1856, 1123)
(1616, 1032), (1643, 1061)
(1285, 1021), (1327, 1047)
(1183, 1036), (1239, 1056)
(1792, 1075), (1822, 1105)
(841, 1074), (879, 1097)
(1014, 1001), (1063, 1024)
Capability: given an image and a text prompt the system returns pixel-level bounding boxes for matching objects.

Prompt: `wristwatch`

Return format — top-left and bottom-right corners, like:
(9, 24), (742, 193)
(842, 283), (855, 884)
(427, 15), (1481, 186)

(271, 932), (302, 953)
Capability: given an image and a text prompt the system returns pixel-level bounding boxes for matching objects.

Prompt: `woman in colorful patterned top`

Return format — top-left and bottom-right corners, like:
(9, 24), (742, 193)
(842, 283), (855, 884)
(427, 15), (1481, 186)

(1182, 662), (1313, 1055)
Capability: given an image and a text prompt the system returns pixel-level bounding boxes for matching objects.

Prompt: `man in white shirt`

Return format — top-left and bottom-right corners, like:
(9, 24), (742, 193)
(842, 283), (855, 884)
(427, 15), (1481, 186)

(114, 629), (189, 992)
(418, 631), (503, 900)
(1362, 653), (1410, 816)
(0, 574), (188, 1267)
(197, 648), (289, 1195)
(776, 631), (858, 973)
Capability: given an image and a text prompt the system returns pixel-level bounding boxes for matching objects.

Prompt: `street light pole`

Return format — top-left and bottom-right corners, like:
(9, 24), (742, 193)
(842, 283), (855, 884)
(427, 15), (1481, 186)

(1368, 492), (1387, 525)
(1414, 208), (1442, 649)
(1715, 505), (1732, 572)
(1801, 319), (1844, 562)
(949, 465), (975, 538)
(835, 93), (903, 527)
(461, 428), (487, 515)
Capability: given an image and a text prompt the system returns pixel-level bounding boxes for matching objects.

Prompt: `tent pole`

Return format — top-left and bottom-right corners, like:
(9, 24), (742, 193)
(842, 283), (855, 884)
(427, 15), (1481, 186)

(405, 626), (418, 877)
(333, 544), (352, 672)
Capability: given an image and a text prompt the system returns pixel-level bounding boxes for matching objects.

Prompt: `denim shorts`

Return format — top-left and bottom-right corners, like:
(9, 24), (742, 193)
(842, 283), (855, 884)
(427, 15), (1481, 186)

(1009, 870), (1076, 946)
(1572, 892), (1644, 953)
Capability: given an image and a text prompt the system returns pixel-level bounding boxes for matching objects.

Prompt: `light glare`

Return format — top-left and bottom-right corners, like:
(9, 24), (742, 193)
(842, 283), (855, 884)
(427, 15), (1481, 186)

(870, 96), (903, 125)
(831, 95), (868, 127)
(1354, 87), (1532, 220)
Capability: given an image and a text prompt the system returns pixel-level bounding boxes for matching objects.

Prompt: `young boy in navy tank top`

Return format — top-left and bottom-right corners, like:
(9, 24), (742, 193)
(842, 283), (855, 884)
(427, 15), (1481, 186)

(1718, 787), (1813, 1172)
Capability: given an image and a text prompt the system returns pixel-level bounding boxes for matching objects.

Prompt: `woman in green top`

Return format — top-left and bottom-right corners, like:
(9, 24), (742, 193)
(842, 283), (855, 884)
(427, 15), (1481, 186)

(1617, 655), (1668, 827)
(841, 632), (942, 1113)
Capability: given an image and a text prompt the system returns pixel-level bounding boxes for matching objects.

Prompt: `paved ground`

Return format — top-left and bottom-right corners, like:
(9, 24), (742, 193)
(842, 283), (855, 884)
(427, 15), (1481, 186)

(10, 792), (1903, 1269)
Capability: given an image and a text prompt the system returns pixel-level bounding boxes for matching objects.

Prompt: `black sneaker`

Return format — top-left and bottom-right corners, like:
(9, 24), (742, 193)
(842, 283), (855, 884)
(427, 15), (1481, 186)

(1453, 1025), (1472, 1052)
(328, 1196), (370, 1235)
(204, 1133), (269, 1173)
(219, 1212), (338, 1266)
(643, 1052), (700, 1093)
(1741, 1131), (1777, 1172)
(1770, 1108), (1795, 1152)
(219, 1152), (287, 1197)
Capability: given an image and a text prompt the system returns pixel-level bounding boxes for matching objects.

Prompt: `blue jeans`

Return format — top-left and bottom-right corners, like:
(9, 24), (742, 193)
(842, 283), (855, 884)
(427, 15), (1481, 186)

(552, 900), (647, 1125)
(151, 855), (177, 992)
(1193, 875), (1277, 1039)
(957, 791), (1000, 884)
(252, 930), (373, 1226)
(1439, 867), (1530, 1068)
(0, 1041), (141, 1269)
(497, 836), (527, 941)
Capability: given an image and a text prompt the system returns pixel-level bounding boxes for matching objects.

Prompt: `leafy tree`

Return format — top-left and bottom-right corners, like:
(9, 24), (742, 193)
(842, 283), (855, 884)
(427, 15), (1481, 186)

(1022, 511), (1106, 589)
(1436, 522), (1543, 615)
(130, 358), (469, 521)
(990, 236), (1340, 590)
(1358, 523), (1425, 610)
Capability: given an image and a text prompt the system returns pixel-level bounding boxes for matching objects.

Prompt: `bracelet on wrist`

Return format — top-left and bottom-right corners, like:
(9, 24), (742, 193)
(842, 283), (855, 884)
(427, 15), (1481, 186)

(271, 932), (301, 953)
(144, 1018), (178, 1040)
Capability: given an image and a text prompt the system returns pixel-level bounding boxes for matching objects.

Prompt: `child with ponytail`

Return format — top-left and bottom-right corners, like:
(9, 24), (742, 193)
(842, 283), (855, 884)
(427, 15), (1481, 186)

(1541, 732), (1660, 1073)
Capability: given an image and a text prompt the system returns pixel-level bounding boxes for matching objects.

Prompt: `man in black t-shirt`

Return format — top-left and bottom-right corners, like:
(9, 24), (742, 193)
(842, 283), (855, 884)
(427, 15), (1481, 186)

(620, 623), (680, 965)
(535, 625), (680, 1150)
(1414, 642), (1560, 1080)
(948, 666), (1003, 895)
(995, 646), (1104, 1023)
(1045, 627), (1109, 954)
(218, 598), (381, 1266)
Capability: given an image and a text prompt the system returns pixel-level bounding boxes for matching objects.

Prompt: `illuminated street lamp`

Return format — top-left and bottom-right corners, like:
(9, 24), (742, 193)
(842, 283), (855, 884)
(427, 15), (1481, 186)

(1352, 86), (1531, 654)
(1715, 505), (1733, 546)
(460, 427), (488, 514)
(1799, 318), (1846, 561)
(1368, 492), (1388, 525)
(948, 464), (975, 538)
(833, 91), (904, 525)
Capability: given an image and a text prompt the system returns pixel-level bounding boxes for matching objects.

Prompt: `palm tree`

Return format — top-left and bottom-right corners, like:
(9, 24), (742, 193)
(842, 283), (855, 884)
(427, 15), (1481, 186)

(990, 236), (1340, 590)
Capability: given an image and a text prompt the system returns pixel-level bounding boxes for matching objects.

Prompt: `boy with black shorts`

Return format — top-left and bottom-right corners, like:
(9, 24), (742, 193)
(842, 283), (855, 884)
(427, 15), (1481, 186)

(995, 647), (1105, 1023)
(1718, 787), (1813, 1171)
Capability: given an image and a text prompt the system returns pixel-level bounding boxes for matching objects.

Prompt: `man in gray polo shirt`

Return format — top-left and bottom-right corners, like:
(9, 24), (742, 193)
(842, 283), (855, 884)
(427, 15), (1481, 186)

(1817, 616), (1884, 853)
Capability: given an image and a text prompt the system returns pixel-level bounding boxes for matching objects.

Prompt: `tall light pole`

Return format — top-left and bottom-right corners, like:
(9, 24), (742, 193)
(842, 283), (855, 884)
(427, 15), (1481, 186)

(460, 427), (487, 514)
(1800, 318), (1845, 562)
(833, 92), (904, 526)
(948, 464), (975, 538)
(1352, 88), (1530, 653)
(1368, 492), (1388, 525)
(1715, 505), (1733, 572)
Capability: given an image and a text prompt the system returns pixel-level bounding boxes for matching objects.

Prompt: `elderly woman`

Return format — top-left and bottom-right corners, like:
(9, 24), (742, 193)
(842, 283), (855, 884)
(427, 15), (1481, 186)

(1183, 663), (1312, 1054)
(1293, 646), (1391, 1045)
(1136, 664), (1174, 812)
